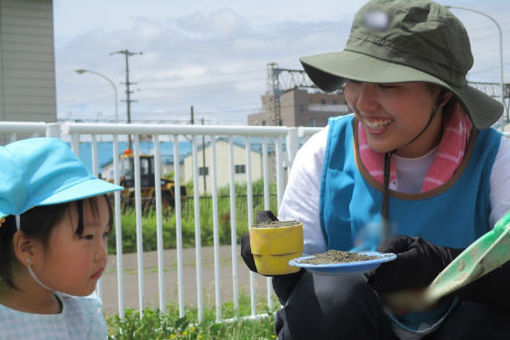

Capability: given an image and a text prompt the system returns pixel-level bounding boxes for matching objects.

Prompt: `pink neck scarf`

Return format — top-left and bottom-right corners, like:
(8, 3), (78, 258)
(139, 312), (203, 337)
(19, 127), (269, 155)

(358, 103), (473, 193)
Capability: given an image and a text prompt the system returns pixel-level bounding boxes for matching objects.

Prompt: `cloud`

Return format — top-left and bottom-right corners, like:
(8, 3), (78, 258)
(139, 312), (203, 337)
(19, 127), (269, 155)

(55, 1), (510, 125)
(176, 9), (250, 38)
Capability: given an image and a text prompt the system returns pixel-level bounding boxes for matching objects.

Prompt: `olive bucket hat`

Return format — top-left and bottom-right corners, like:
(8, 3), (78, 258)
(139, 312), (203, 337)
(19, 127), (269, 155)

(0, 137), (123, 220)
(300, 0), (503, 129)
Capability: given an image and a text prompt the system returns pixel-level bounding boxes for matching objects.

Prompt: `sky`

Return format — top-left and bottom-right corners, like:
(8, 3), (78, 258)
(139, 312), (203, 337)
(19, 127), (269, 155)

(53, 0), (510, 125)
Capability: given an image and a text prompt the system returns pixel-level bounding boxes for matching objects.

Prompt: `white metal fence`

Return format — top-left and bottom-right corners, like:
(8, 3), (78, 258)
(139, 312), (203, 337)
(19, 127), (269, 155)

(0, 121), (321, 322)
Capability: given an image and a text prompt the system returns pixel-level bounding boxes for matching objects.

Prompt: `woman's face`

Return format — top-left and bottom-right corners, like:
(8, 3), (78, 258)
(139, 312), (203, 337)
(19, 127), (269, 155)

(344, 81), (444, 157)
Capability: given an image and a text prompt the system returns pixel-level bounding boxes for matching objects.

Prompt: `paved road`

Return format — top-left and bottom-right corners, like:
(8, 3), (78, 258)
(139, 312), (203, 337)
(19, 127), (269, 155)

(101, 245), (275, 316)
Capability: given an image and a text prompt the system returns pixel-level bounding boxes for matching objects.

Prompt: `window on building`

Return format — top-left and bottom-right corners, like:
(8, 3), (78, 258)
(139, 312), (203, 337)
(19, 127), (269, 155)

(199, 167), (209, 176)
(235, 164), (246, 174)
(332, 100), (338, 105)
(321, 99), (326, 105)
(299, 104), (305, 112)
(309, 119), (317, 127)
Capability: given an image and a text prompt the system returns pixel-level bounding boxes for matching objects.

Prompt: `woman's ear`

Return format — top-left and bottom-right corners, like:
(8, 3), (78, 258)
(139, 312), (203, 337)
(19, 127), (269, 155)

(12, 231), (39, 266)
(438, 91), (453, 107)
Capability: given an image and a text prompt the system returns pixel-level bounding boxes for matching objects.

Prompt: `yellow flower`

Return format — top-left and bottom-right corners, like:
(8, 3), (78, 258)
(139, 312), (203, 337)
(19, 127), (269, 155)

(198, 336), (203, 339)
(169, 335), (175, 339)
(272, 335), (276, 338)
(189, 326), (195, 332)
(182, 331), (188, 336)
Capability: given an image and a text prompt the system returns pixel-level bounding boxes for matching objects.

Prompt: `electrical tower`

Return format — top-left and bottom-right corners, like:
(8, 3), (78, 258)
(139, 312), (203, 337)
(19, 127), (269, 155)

(266, 63), (281, 125)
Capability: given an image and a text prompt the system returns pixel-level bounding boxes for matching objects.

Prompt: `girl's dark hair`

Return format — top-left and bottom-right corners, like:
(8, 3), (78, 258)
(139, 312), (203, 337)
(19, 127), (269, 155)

(0, 195), (113, 289)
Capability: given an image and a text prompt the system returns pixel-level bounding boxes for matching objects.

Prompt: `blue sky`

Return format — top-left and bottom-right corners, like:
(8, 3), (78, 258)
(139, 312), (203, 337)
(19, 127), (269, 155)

(53, 0), (510, 125)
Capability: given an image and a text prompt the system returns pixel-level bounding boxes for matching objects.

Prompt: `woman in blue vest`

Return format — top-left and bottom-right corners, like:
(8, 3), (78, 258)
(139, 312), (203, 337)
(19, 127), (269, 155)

(241, 0), (510, 339)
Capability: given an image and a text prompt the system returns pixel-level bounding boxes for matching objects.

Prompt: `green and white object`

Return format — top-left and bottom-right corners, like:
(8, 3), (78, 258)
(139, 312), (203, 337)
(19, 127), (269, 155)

(385, 211), (510, 311)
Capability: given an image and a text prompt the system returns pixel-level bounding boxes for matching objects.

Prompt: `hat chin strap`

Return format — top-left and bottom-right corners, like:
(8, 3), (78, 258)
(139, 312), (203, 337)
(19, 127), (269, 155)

(380, 92), (446, 241)
(15, 215), (55, 292)
(27, 266), (54, 292)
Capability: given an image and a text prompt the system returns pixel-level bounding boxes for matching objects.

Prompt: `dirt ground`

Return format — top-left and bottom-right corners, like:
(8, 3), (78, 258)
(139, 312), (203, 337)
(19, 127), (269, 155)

(101, 245), (275, 316)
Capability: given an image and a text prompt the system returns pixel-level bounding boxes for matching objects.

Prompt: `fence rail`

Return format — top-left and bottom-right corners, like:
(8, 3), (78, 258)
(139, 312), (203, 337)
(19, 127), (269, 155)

(7, 120), (506, 322)
(0, 121), (321, 322)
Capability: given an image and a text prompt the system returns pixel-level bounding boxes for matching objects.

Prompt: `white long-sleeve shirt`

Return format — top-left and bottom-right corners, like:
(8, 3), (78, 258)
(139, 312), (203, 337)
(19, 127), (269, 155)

(279, 126), (510, 256)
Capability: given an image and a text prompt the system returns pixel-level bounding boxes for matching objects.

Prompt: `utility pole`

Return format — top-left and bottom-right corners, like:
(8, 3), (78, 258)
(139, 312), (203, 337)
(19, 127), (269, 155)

(190, 105), (194, 124)
(111, 49), (143, 150)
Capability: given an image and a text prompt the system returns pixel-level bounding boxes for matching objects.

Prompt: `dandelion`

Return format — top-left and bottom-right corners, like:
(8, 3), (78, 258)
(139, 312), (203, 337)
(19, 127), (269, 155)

(182, 331), (188, 336)
(169, 335), (175, 339)
(189, 326), (195, 332)
(272, 335), (276, 338)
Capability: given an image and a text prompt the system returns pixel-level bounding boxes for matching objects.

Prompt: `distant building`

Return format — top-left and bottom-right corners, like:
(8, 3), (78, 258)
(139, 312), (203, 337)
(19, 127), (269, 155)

(182, 137), (282, 194)
(76, 140), (191, 180)
(248, 89), (350, 127)
(0, 0), (57, 123)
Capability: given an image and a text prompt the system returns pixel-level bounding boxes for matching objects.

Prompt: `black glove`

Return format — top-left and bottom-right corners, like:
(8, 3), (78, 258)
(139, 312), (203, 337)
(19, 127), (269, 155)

(240, 210), (279, 273)
(456, 260), (510, 310)
(366, 235), (462, 293)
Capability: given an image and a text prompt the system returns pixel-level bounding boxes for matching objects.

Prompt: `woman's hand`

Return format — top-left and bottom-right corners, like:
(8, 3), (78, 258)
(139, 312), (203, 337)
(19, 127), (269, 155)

(366, 235), (462, 292)
(240, 210), (279, 274)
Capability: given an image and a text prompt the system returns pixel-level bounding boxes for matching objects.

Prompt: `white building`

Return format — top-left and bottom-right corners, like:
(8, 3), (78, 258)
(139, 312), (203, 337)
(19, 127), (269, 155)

(0, 0), (57, 123)
(183, 137), (282, 194)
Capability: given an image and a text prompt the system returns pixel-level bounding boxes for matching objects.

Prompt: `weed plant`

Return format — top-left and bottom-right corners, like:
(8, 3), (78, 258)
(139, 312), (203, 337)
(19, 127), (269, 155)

(109, 180), (278, 254)
(107, 293), (278, 339)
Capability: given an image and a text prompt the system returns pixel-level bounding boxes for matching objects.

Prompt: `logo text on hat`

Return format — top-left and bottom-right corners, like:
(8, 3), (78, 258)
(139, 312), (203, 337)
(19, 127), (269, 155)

(363, 10), (390, 31)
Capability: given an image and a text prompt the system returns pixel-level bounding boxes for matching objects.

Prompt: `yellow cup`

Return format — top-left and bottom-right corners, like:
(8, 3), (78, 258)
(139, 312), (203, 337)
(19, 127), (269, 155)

(249, 221), (303, 275)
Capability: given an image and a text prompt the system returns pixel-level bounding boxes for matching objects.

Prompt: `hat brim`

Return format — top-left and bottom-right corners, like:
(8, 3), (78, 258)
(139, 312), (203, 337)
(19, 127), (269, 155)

(0, 178), (123, 220)
(37, 177), (123, 207)
(300, 50), (503, 129)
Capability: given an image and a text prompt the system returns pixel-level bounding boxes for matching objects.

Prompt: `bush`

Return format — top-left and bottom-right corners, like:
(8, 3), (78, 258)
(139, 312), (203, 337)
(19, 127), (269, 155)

(108, 180), (278, 254)
(107, 294), (278, 339)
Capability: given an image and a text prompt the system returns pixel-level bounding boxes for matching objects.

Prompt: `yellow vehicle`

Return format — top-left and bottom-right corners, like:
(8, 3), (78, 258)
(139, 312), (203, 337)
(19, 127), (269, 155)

(119, 150), (186, 213)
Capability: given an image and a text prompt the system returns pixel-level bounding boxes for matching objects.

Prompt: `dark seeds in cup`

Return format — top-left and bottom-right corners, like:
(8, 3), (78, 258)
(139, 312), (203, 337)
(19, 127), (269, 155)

(299, 250), (379, 264)
(251, 220), (301, 228)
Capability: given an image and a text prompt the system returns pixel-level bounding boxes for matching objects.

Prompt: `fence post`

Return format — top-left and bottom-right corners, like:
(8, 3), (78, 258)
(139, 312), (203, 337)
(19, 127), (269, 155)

(45, 123), (61, 138)
(286, 127), (298, 170)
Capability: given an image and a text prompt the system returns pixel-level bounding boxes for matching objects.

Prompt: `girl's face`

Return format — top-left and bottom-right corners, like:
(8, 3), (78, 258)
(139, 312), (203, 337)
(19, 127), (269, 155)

(344, 81), (443, 157)
(32, 196), (110, 296)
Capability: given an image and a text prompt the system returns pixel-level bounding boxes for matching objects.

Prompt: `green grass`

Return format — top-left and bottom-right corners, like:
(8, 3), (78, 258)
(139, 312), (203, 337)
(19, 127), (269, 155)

(109, 180), (278, 254)
(107, 294), (279, 339)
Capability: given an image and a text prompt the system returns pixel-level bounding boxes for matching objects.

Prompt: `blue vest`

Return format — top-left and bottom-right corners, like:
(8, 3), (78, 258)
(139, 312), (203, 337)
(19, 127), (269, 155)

(319, 115), (502, 250)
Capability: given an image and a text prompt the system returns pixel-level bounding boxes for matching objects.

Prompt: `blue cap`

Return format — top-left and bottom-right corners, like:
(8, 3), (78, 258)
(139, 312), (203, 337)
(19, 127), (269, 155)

(0, 138), (123, 219)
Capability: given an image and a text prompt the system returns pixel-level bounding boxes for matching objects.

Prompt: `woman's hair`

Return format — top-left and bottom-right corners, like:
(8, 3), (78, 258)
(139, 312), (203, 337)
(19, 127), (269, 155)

(0, 195), (113, 289)
(426, 83), (458, 119)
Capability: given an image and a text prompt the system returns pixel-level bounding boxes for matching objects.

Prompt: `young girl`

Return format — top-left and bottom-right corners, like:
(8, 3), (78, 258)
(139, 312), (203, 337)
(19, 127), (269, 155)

(0, 137), (123, 339)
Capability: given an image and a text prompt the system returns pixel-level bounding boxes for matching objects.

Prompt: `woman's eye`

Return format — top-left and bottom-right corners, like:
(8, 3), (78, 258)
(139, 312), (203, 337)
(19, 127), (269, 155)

(80, 234), (94, 240)
(379, 83), (397, 89)
(346, 80), (361, 85)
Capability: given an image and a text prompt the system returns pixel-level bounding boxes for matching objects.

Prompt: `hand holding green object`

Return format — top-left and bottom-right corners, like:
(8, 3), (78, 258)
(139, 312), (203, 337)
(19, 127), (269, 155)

(384, 211), (510, 311)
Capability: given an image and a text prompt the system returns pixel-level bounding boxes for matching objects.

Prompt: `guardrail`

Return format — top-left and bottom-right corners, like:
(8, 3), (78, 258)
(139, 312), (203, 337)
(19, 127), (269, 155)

(0, 121), (321, 322)
(6, 120), (505, 322)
